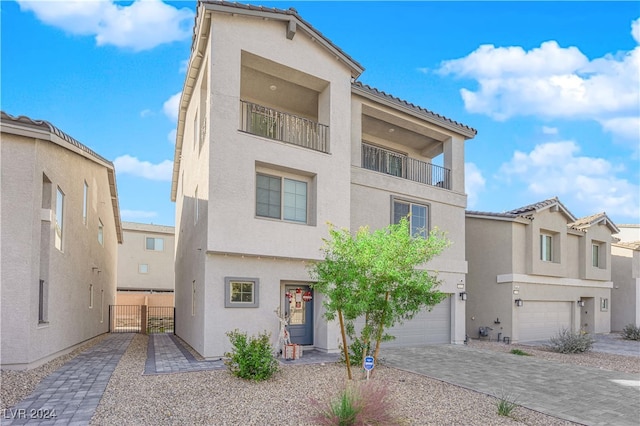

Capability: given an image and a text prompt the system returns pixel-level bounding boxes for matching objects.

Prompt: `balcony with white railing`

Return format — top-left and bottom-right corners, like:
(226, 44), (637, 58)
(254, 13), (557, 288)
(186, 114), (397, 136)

(240, 100), (329, 153)
(361, 143), (451, 189)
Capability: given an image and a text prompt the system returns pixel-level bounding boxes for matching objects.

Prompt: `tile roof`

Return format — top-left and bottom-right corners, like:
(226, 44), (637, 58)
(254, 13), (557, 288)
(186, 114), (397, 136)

(613, 240), (640, 250)
(352, 82), (477, 137)
(197, 1), (364, 75)
(570, 212), (620, 234)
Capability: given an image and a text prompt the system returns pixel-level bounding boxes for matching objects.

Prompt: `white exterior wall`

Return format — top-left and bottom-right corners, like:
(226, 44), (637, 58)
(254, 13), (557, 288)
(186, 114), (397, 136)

(611, 245), (640, 330)
(1, 130), (119, 369)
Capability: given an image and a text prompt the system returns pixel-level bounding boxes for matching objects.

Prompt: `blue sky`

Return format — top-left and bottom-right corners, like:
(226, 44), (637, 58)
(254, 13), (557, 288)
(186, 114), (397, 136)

(2, 1), (639, 227)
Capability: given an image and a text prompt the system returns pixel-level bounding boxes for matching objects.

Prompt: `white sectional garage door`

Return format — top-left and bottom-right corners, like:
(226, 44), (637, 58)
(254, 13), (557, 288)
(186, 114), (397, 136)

(519, 301), (572, 342)
(380, 296), (451, 347)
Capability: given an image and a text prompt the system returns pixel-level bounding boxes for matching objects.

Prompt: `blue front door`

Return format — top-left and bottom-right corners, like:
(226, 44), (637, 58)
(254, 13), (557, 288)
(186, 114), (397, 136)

(284, 284), (313, 345)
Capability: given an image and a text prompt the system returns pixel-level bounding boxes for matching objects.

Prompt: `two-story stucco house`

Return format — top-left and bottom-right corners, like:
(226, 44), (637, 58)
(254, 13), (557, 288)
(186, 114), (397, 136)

(117, 222), (175, 307)
(466, 197), (619, 343)
(171, 1), (476, 359)
(1, 111), (122, 369)
(611, 225), (640, 331)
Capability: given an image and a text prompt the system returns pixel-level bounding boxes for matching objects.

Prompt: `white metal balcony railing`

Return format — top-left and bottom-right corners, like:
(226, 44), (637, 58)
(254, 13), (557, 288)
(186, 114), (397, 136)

(361, 143), (451, 189)
(240, 100), (329, 153)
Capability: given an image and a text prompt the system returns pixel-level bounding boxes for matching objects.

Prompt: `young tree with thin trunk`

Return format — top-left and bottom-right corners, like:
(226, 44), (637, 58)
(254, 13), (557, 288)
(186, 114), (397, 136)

(309, 218), (449, 379)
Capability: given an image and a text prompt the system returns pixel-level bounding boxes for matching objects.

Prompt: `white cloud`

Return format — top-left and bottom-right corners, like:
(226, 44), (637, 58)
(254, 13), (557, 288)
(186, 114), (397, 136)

(167, 128), (177, 145)
(542, 126), (558, 135)
(163, 92), (181, 122)
(114, 155), (173, 181)
(179, 59), (190, 74)
(121, 209), (158, 220)
(632, 18), (640, 44)
(437, 22), (640, 142)
(17, 0), (194, 51)
(498, 141), (639, 220)
(140, 109), (153, 118)
(465, 162), (486, 209)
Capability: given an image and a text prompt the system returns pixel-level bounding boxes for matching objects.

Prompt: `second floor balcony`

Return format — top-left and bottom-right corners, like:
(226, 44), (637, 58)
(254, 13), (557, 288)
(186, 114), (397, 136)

(361, 143), (451, 189)
(240, 100), (329, 154)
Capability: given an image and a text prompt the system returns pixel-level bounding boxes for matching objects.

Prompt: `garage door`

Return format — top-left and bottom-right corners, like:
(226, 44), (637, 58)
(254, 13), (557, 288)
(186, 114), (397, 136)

(519, 301), (571, 342)
(352, 296), (451, 347)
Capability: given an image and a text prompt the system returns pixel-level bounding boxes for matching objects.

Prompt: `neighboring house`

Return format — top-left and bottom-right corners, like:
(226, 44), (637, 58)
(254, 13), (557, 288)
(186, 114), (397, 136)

(117, 222), (175, 307)
(611, 225), (640, 331)
(466, 198), (619, 343)
(1, 111), (122, 369)
(171, 1), (476, 359)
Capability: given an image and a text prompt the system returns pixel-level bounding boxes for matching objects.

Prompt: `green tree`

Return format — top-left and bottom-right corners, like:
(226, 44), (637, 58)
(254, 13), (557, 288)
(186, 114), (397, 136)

(309, 218), (449, 379)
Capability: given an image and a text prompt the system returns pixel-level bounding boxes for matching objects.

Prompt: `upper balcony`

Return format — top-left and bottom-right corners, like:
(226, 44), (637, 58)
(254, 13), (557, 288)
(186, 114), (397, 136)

(361, 143), (450, 189)
(240, 100), (329, 153)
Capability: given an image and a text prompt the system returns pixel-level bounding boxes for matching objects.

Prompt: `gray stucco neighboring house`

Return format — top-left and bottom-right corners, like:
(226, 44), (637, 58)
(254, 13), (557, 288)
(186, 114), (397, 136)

(466, 197), (618, 343)
(611, 225), (640, 331)
(1, 111), (122, 369)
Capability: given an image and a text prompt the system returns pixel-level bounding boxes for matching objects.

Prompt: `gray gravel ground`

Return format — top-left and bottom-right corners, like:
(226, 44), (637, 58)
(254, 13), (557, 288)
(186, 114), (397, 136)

(3, 333), (638, 425)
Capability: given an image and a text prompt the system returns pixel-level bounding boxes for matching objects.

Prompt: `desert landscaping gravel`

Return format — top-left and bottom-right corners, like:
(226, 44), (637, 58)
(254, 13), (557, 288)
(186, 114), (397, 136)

(2, 333), (638, 425)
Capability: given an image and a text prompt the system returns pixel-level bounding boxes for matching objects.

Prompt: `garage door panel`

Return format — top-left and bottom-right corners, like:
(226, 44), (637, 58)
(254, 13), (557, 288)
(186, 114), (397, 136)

(352, 296), (451, 347)
(519, 301), (571, 342)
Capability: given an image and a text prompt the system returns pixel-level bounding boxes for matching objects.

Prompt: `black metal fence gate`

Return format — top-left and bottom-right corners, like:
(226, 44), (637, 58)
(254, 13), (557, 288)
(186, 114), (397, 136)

(109, 305), (174, 334)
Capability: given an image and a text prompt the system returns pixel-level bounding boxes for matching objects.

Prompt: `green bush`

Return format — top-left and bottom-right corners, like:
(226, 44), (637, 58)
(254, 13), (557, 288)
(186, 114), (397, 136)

(309, 381), (399, 426)
(546, 328), (595, 354)
(509, 349), (531, 356)
(496, 390), (518, 417)
(224, 329), (279, 381)
(622, 324), (640, 341)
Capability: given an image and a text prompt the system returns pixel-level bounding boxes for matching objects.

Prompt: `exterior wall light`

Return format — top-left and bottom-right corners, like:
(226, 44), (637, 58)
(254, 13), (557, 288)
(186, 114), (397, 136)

(577, 300), (585, 307)
(514, 298), (523, 307)
(459, 292), (467, 301)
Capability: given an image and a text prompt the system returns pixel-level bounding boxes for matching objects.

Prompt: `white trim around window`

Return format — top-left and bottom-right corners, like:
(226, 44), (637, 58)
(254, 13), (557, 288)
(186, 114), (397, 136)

(391, 196), (430, 238)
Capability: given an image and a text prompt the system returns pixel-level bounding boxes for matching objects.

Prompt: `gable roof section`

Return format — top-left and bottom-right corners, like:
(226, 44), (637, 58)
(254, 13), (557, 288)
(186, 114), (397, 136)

(352, 82), (477, 139)
(613, 240), (640, 251)
(570, 212), (620, 234)
(1, 111), (123, 244)
(506, 196), (577, 222)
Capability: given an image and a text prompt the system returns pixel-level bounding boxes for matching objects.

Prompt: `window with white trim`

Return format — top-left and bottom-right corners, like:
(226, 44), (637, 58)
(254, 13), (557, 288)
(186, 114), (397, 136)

(540, 234), (553, 262)
(146, 237), (164, 251)
(592, 243), (599, 267)
(256, 173), (308, 223)
(55, 187), (64, 250)
(224, 277), (259, 308)
(392, 198), (429, 238)
(600, 297), (609, 311)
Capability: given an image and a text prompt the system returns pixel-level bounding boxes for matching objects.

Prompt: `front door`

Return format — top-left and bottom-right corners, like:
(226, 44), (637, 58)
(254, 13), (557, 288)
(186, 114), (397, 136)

(284, 284), (313, 345)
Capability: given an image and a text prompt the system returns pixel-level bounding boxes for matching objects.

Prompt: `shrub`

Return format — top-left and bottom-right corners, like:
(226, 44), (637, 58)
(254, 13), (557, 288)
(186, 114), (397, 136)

(509, 349), (531, 356)
(622, 324), (640, 341)
(546, 328), (595, 354)
(224, 329), (279, 381)
(496, 390), (518, 417)
(309, 381), (399, 425)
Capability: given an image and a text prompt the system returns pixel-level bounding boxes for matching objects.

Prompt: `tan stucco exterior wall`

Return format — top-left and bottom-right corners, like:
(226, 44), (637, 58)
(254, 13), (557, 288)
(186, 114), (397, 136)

(1, 130), (119, 369)
(611, 245), (640, 330)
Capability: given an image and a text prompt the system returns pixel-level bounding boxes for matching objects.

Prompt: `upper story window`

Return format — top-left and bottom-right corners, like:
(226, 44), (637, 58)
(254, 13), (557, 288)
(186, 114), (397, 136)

(98, 219), (104, 246)
(146, 237), (164, 251)
(592, 241), (606, 269)
(83, 181), (88, 226)
(55, 187), (65, 251)
(256, 173), (308, 224)
(592, 243), (600, 267)
(392, 198), (429, 238)
(540, 233), (553, 262)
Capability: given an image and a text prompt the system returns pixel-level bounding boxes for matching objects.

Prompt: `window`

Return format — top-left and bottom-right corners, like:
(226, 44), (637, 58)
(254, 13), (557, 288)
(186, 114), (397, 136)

(83, 181), (88, 225)
(392, 198), (428, 238)
(592, 243), (599, 267)
(38, 279), (48, 323)
(540, 234), (553, 262)
(146, 237), (164, 251)
(224, 277), (259, 308)
(89, 284), (94, 308)
(600, 297), (609, 311)
(138, 264), (149, 274)
(256, 174), (307, 223)
(98, 219), (104, 245)
(55, 187), (64, 250)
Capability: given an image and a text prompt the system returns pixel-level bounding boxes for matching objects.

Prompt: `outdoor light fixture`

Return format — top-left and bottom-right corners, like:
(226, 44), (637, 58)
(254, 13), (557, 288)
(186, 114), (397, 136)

(515, 298), (523, 307)
(459, 292), (467, 301)
(577, 299), (585, 307)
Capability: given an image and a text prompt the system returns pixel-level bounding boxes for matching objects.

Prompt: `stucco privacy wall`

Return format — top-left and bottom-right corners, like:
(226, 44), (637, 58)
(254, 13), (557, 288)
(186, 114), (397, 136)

(1, 120), (121, 369)
(611, 243), (640, 330)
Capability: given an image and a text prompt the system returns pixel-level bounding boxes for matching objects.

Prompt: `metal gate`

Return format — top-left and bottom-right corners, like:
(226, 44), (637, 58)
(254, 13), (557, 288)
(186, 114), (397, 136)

(109, 305), (175, 334)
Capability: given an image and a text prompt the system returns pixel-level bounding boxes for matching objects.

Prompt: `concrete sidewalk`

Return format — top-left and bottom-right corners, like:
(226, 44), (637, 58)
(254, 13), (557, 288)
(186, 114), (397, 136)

(381, 344), (640, 426)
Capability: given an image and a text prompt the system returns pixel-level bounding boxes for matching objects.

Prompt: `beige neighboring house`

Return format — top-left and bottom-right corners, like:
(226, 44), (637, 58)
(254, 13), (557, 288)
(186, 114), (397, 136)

(117, 222), (175, 306)
(466, 197), (619, 343)
(1, 111), (122, 369)
(611, 225), (640, 331)
(171, 1), (476, 359)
